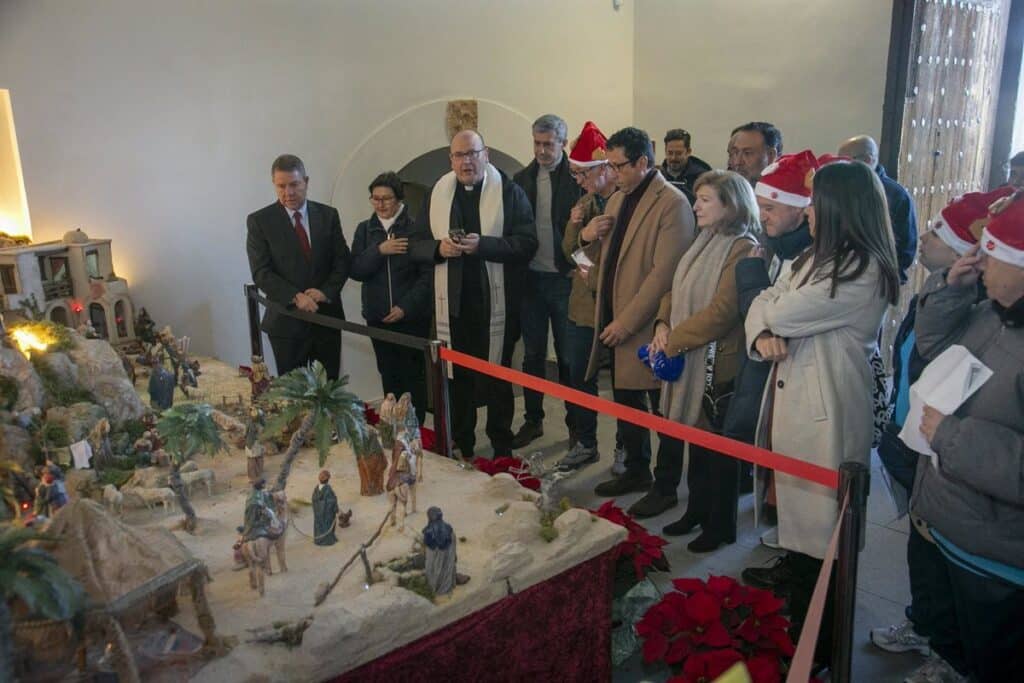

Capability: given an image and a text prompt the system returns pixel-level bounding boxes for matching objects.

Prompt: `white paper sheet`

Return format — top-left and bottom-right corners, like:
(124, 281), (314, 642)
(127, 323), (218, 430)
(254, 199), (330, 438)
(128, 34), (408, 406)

(571, 247), (594, 268)
(70, 439), (93, 469)
(898, 344), (992, 466)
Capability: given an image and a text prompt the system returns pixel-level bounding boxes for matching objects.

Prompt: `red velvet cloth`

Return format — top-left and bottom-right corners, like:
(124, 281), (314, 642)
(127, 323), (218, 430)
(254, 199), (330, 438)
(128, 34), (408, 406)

(330, 549), (618, 683)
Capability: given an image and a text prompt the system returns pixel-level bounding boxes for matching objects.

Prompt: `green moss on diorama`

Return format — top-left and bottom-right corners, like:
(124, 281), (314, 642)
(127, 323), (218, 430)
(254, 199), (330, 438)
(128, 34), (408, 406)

(9, 320), (76, 353)
(119, 418), (147, 443)
(0, 375), (19, 410)
(40, 421), (69, 448)
(96, 468), (135, 488)
(398, 573), (435, 602)
(539, 509), (561, 543)
(30, 357), (95, 407)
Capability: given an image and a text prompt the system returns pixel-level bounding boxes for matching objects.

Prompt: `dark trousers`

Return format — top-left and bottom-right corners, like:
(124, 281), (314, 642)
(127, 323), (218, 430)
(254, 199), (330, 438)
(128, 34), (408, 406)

(565, 321), (599, 448)
(449, 312), (515, 459)
(781, 552), (836, 667)
(654, 439), (738, 539)
(609, 354), (659, 475)
(919, 532), (1024, 681)
(520, 271), (572, 427)
(368, 320), (429, 424)
(269, 324), (341, 380)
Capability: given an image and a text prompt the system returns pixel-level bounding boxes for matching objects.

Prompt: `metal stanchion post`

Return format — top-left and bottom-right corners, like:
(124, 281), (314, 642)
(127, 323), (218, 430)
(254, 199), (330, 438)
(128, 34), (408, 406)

(426, 340), (453, 459)
(830, 461), (870, 683)
(244, 284), (264, 359)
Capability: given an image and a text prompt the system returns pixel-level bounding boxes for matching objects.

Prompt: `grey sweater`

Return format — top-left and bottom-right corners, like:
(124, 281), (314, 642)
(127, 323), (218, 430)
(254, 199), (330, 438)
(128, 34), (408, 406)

(910, 270), (1024, 568)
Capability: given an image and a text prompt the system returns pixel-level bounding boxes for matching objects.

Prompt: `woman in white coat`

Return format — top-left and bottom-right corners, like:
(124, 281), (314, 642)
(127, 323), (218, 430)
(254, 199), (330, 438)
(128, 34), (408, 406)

(740, 160), (900, 662)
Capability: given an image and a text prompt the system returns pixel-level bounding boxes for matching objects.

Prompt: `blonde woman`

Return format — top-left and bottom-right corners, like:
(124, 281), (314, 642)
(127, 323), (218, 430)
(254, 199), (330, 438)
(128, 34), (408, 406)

(629, 170), (760, 553)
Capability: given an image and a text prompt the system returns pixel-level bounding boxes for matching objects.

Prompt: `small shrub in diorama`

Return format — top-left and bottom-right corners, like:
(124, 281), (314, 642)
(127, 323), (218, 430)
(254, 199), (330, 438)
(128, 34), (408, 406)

(30, 359), (94, 407)
(0, 376), (19, 411)
(8, 319), (76, 354)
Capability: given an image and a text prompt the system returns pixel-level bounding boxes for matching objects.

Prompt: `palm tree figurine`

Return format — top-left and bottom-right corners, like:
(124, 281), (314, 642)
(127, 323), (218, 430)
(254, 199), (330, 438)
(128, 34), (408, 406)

(157, 403), (226, 533)
(0, 526), (84, 681)
(262, 361), (368, 494)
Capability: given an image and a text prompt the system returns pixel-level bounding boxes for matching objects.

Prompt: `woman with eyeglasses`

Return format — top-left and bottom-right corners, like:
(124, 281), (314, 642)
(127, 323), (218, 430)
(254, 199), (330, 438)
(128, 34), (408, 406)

(350, 171), (432, 423)
(741, 160), (900, 665)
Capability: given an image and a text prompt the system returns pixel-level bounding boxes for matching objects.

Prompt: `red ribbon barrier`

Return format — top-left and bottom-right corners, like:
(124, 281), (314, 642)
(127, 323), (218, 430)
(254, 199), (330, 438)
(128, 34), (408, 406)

(439, 347), (839, 491)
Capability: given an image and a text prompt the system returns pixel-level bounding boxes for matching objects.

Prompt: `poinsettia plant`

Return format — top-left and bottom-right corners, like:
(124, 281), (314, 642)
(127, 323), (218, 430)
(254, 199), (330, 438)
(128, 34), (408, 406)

(472, 456), (541, 491)
(591, 500), (670, 581)
(637, 575), (794, 683)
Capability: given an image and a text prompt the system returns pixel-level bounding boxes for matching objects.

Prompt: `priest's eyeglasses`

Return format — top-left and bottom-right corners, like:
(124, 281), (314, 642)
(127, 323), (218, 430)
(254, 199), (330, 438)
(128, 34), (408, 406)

(450, 149), (485, 160)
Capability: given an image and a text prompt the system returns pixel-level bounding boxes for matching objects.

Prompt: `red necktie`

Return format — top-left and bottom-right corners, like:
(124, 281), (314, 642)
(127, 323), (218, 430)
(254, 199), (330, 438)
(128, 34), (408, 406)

(293, 211), (312, 261)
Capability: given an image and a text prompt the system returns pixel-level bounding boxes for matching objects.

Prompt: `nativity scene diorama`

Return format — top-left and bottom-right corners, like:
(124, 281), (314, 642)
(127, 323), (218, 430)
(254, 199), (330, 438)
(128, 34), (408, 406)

(0, 275), (627, 682)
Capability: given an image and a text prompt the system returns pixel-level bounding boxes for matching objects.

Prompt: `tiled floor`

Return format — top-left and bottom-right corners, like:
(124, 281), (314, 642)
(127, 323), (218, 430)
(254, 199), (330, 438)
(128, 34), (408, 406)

(453, 381), (925, 682)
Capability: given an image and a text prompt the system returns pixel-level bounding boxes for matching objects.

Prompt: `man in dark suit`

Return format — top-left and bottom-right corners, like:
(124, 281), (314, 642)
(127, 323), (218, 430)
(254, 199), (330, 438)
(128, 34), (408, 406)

(246, 154), (351, 379)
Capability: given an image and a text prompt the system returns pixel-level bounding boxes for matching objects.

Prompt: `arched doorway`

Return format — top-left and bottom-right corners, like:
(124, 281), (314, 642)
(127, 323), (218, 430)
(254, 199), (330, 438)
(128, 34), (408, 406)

(114, 299), (129, 338)
(88, 303), (108, 339)
(49, 306), (69, 327)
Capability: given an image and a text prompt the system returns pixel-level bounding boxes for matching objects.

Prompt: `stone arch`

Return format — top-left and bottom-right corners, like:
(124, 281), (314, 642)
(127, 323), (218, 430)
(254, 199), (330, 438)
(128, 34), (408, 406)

(48, 305), (69, 327)
(114, 298), (134, 339)
(88, 302), (109, 339)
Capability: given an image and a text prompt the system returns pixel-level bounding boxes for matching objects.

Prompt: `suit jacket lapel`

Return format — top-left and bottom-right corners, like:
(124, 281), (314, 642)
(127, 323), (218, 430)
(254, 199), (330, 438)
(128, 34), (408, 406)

(617, 173), (662, 268)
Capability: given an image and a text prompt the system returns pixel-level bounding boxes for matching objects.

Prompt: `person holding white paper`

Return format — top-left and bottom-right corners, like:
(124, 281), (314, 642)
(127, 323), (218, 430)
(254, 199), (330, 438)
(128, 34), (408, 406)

(741, 160), (900, 668)
(907, 192), (1024, 683)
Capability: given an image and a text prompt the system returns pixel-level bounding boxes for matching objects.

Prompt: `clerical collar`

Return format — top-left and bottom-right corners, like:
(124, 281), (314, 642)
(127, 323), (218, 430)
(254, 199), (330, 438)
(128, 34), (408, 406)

(460, 179), (483, 192)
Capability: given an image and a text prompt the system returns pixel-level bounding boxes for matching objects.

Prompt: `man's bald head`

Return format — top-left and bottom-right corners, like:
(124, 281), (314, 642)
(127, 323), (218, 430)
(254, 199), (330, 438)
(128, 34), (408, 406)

(449, 129), (489, 185)
(838, 135), (879, 168)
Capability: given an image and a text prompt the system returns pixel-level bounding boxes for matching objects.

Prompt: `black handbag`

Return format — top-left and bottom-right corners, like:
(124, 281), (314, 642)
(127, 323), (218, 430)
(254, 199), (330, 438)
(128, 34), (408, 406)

(701, 341), (735, 433)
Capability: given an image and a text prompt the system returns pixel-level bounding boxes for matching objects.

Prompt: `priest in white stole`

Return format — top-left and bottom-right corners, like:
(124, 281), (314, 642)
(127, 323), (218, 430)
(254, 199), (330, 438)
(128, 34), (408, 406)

(409, 130), (537, 459)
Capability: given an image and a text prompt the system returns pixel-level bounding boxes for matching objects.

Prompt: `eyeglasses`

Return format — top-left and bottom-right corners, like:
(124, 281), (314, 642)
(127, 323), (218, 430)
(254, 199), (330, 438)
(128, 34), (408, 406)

(570, 163), (609, 179)
(450, 149), (485, 160)
(608, 158), (636, 171)
(370, 195), (397, 204)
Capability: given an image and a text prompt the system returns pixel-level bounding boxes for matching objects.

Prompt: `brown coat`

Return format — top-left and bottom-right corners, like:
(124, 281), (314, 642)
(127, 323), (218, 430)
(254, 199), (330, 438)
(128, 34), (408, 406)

(583, 171), (695, 390)
(561, 192), (606, 328)
(655, 239), (755, 387)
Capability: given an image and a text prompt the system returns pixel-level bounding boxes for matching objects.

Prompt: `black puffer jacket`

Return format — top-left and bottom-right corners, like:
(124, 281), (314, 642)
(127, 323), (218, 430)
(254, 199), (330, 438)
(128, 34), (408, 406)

(349, 207), (433, 324)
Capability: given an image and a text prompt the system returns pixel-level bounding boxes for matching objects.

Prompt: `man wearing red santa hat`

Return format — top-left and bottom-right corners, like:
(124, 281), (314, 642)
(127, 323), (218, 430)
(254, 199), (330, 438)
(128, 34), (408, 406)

(904, 191), (1024, 683)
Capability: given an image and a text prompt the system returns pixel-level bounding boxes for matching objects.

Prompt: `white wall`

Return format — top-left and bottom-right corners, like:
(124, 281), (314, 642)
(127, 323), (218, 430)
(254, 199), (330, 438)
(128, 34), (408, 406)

(634, 0), (892, 168)
(0, 0), (635, 398)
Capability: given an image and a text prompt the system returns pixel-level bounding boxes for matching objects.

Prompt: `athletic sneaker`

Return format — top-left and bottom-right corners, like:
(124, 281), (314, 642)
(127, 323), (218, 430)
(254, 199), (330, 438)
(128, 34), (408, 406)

(611, 445), (627, 476)
(760, 526), (781, 549)
(870, 620), (931, 655)
(556, 443), (599, 470)
(903, 653), (966, 683)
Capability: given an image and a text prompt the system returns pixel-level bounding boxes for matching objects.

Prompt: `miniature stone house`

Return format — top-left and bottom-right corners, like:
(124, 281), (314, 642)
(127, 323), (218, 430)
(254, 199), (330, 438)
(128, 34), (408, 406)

(0, 228), (135, 343)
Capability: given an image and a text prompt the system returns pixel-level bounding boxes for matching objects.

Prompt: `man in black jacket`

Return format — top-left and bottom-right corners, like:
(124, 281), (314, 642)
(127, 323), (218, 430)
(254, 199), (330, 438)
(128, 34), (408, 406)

(409, 130), (538, 459)
(510, 115), (582, 449)
(660, 128), (712, 201)
(350, 171), (433, 423)
(838, 135), (918, 282)
(246, 154), (351, 379)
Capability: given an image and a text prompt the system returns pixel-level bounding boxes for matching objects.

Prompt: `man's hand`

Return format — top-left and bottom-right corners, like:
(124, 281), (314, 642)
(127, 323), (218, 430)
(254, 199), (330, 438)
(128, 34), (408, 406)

(754, 332), (788, 361)
(649, 322), (670, 357)
(581, 215), (615, 242)
(599, 320), (630, 347)
(439, 238), (463, 259)
(304, 288), (327, 303)
(569, 203), (586, 225)
(381, 306), (406, 324)
(293, 291), (318, 313)
(946, 244), (982, 288)
(379, 238), (408, 256)
(455, 233), (481, 255)
(920, 405), (946, 445)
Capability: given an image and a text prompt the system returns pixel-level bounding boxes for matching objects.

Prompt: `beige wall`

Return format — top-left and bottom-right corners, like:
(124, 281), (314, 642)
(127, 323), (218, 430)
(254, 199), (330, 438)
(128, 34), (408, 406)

(0, 0), (894, 399)
(634, 0), (892, 169)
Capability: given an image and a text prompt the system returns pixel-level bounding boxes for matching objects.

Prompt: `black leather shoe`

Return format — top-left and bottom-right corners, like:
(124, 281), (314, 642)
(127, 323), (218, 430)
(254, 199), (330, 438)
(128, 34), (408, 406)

(510, 421), (543, 449)
(741, 553), (798, 590)
(627, 491), (678, 518)
(594, 471), (653, 497)
(687, 530), (735, 553)
(663, 512), (701, 536)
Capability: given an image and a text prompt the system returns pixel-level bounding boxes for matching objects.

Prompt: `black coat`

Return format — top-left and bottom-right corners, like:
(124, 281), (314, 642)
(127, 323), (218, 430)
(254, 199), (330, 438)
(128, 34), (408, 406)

(513, 155), (581, 275)
(661, 155), (712, 202)
(876, 165), (918, 284)
(246, 200), (350, 338)
(408, 170), (537, 332)
(349, 208), (433, 325)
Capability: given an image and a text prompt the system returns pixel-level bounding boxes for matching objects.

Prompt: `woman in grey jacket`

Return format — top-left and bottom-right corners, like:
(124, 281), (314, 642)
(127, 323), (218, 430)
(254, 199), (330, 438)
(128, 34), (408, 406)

(907, 193), (1024, 683)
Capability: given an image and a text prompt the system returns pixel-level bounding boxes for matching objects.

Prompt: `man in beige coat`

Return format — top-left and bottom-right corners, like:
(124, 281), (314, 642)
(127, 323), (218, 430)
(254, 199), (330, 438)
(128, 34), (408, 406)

(579, 127), (695, 496)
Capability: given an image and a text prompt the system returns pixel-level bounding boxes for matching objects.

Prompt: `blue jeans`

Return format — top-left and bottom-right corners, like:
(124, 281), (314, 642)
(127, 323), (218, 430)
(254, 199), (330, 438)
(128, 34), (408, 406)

(565, 321), (599, 447)
(520, 271), (572, 428)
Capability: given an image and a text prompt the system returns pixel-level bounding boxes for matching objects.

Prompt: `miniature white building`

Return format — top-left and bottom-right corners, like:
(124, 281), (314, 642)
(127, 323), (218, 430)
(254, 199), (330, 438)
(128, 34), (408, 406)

(0, 228), (135, 343)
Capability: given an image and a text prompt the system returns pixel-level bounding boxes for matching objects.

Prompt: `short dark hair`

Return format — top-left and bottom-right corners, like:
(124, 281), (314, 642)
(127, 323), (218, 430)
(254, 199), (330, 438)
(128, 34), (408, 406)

(607, 127), (655, 166)
(271, 154), (306, 177)
(664, 129), (692, 148)
(730, 122), (783, 155)
(368, 171), (404, 201)
(1010, 151), (1024, 167)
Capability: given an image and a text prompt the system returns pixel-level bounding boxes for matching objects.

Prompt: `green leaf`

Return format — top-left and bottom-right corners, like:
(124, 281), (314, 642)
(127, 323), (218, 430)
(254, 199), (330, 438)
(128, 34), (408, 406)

(313, 414), (333, 467)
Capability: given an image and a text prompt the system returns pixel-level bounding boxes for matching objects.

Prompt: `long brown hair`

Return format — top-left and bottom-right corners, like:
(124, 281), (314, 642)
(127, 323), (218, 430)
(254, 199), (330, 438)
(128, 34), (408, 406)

(797, 161), (900, 304)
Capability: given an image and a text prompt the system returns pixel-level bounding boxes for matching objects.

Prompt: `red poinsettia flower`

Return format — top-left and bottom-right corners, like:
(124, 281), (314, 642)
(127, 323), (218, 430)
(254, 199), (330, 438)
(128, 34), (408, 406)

(745, 654), (783, 683)
(680, 648), (744, 683)
(591, 501), (670, 580)
(748, 586), (786, 618)
(363, 403), (380, 425)
(471, 456), (541, 491)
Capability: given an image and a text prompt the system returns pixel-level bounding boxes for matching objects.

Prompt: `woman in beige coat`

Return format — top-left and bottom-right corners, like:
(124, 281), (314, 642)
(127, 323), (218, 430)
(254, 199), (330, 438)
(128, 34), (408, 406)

(741, 160), (900, 662)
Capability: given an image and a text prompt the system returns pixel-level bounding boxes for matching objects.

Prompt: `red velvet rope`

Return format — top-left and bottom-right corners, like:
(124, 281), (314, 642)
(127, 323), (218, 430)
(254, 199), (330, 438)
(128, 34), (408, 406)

(439, 347), (839, 490)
